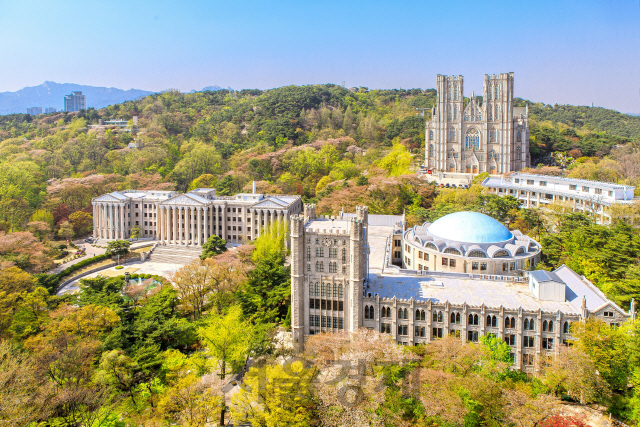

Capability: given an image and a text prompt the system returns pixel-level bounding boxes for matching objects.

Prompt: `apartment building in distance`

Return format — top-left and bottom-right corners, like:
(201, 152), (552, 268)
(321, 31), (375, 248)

(26, 107), (43, 115)
(64, 91), (86, 112)
(482, 173), (637, 224)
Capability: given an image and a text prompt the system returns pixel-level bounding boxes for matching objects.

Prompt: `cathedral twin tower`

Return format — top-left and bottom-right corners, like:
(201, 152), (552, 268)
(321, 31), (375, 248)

(425, 72), (530, 174)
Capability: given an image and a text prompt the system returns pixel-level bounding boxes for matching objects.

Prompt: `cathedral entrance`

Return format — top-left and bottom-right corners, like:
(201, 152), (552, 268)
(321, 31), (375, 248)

(490, 166), (496, 174)
(473, 166), (478, 173)
(466, 166), (471, 173)
(449, 165), (455, 172)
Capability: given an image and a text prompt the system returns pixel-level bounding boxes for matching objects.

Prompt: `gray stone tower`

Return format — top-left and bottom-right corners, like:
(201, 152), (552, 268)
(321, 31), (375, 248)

(425, 72), (529, 175)
(290, 214), (306, 351)
(289, 205), (369, 351)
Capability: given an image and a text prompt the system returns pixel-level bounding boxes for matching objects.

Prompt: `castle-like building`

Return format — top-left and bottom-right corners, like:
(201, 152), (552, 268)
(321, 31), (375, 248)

(425, 73), (530, 174)
(290, 206), (631, 373)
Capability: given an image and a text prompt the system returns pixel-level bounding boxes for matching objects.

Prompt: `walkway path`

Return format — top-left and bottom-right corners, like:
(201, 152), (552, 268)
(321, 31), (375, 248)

(48, 241), (107, 274)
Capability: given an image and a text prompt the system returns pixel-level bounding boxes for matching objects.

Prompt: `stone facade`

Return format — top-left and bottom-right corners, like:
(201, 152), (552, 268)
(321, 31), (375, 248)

(425, 73), (530, 174)
(291, 207), (633, 373)
(290, 204), (369, 350)
(92, 188), (302, 245)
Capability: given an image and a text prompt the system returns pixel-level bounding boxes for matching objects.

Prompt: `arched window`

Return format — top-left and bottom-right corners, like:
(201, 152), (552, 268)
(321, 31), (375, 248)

(488, 84), (493, 100)
(511, 317), (516, 328)
(488, 109), (493, 121)
(543, 320), (548, 332)
(381, 307), (387, 318)
(447, 105), (452, 120)
(474, 314), (479, 325)
(492, 315), (497, 327)
(425, 242), (437, 251)
(421, 310), (426, 321)
(315, 282), (320, 296)
(524, 318), (529, 330)
(494, 86), (499, 100)
(490, 128), (497, 143)
(433, 311), (438, 322)
(447, 86), (452, 101)
(528, 319), (535, 331)
(326, 283), (331, 298)
(548, 320), (554, 332)
(417, 309), (421, 320)
(321, 282), (326, 297)
(493, 250), (510, 258)
(465, 128), (480, 150)
(487, 315), (492, 327)
(429, 130), (434, 141)
(504, 317), (510, 328)
(469, 314), (475, 325)
(515, 247), (525, 255)
(494, 104), (500, 121)
(444, 247), (461, 255)
(455, 313), (461, 324)
(454, 105), (458, 119)
(517, 131), (522, 142)
(437, 311), (443, 322)
(448, 128), (456, 142)
(451, 312), (456, 323)
(563, 321), (570, 333)
(454, 85), (459, 100)
(468, 250), (486, 258)
(404, 308), (408, 319)
(364, 306), (370, 319)
(516, 147), (522, 160)
(398, 308), (403, 319)
(429, 144), (434, 157)
(447, 148), (457, 159)
(337, 285), (343, 298)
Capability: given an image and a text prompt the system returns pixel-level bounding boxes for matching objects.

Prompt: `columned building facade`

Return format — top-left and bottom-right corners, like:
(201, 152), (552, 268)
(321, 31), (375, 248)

(92, 188), (302, 244)
(425, 73), (530, 175)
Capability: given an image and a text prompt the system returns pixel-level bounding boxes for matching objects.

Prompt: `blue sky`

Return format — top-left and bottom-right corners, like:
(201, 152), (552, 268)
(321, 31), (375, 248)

(1, 0), (638, 113)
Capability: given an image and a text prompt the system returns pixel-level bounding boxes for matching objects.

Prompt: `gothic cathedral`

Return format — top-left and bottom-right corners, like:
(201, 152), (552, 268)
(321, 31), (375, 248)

(425, 73), (530, 174)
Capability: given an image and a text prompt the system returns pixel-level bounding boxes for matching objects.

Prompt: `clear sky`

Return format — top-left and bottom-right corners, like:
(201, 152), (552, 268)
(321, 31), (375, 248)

(1, 0), (638, 113)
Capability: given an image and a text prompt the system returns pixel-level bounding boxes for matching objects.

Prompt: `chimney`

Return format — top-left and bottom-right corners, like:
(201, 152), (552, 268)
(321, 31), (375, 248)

(252, 180), (256, 194)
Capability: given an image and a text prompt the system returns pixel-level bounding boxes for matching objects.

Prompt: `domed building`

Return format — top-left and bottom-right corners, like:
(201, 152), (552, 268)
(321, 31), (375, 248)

(401, 211), (540, 275)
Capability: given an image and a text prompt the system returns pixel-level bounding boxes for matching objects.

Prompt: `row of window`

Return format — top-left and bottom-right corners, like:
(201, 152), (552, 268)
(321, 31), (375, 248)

(371, 308), (571, 333)
(310, 261), (345, 273)
(308, 247), (346, 260)
(309, 282), (344, 298)
(308, 237), (347, 245)
(310, 299), (344, 311)
(309, 315), (344, 329)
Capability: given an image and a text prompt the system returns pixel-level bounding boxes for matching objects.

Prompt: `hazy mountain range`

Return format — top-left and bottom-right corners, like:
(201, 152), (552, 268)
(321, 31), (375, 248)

(0, 82), (231, 115)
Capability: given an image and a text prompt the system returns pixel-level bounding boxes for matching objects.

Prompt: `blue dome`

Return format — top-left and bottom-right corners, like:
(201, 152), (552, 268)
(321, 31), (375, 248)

(427, 212), (513, 244)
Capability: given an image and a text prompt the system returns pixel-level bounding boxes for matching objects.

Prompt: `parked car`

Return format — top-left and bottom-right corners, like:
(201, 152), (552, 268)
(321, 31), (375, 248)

(85, 237), (94, 243)
(439, 183), (445, 188)
(463, 184), (469, 189)
(445, 183), (450, 188)
(427, 169), (433, 174)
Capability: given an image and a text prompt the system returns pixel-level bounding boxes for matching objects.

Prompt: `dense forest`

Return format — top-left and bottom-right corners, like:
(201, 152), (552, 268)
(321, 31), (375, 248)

(3, 86), (640, 425)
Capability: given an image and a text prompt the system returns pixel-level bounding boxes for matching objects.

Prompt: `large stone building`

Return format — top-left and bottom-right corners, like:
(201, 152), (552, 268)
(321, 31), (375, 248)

(425, 73), (530, 174)
(290, 206), (632, 373)
(482, 173), (638, 224)
(92, 187), (302, 244)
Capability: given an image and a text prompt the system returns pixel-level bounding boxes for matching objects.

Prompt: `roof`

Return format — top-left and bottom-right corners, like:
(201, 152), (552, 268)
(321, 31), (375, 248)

(428, 212), (513, 244)
(530, 270), (563, 283)
(553, 265), (621, 313)
(340, 213), (404, 227)
(366, 273), (578, 313)
(305, 219), (351, 232)
(511, 173), (633, 190)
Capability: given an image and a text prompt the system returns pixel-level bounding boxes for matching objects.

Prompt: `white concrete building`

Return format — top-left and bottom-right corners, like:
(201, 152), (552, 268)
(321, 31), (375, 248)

(482, 173), (637, 223)
(92, 187), (302, 244)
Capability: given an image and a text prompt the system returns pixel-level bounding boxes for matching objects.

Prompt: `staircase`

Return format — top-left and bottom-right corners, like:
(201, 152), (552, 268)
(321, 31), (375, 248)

(148, 245), (203, 265)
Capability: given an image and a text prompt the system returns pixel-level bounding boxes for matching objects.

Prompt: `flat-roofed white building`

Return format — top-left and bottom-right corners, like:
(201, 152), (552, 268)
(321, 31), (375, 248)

(92, 187), (302, 244)
(482, 172), (637, 223)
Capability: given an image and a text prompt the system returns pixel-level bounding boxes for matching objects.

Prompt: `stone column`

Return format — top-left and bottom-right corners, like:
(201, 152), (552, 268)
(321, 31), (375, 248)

(120, 204), (126, 239)
(178, 207), (183, 244)
(158, 205), (163, 242)
(92, 203), (97, 238)
(108, 203), (113, 239)
(172, 206), (178, 243)
(101, 203), (106, 239)
(197, 207), (203, 245)
(203, 207), (208, 244)
(250, 209), (255, 240)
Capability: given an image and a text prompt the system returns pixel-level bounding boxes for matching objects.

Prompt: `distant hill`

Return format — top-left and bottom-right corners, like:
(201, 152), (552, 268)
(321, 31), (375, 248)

(0, 81), (154, 115)
(189, 85), (233, 93)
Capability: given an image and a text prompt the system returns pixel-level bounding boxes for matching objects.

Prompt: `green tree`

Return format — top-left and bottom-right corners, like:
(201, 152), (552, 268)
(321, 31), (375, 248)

(200, 235), (227, 259)
(57, 220), (75, 241)
(231, 361), (314, 427)
(106, 240), (131, 256)
(130, 225), (141, 240)
(69, 211), (93, 236)
(376, 143), (413, 176)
